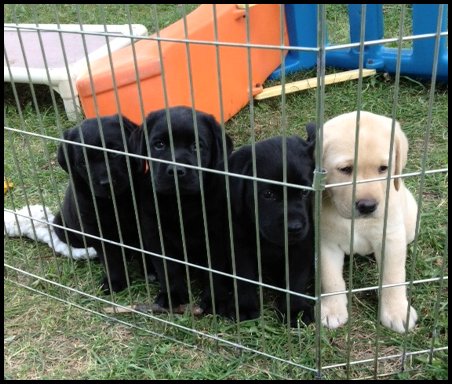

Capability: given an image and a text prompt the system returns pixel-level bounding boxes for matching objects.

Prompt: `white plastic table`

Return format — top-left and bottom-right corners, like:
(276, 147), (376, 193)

(4, 23), (148, 121)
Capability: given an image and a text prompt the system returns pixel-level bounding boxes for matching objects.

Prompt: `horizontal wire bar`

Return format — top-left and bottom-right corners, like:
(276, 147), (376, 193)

(4, 207), (448, 300)
(322, 346), (448, 370)
(4, 272), (318, 374)
(5, 274), (447, 375)
(5, 24), (448, 53)
(4, 126), (448, 190)
(325, 169), (449, 188)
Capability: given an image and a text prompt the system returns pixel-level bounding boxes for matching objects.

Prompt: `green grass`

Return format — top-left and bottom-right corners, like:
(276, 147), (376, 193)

(4, 4), (199, 34)
(4, 4), (448, 380)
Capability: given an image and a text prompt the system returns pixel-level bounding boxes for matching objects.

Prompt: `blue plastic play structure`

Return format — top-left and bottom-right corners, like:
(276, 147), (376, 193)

(270, 4), (448, 82)
(270, 4), (318, 79)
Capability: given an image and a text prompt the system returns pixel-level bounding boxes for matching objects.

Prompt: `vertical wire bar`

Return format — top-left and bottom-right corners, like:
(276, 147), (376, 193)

(3, 52), (38, 254)
(52, 7), (83, 122)
(28, 7), (88, 282)
(3, 6), (30, 286)
(211, 3), (241, 345)
(403, 3), (445, 369)
(92, 10), (134, 302)
(6, 20), (49, 243)
(29, 8), (78, 255)
(114, 4), (171, 331)
(97, 4), (140, 304)
(154, 6), (196, 318)
(161, 19), (196, 321)
(345, 4), (367, 379)
(74, 5), (125, 300)
(140, 6), (172, 315)
(243, 3), (266, 353)
(278, 3), (294, 360)
(373, 4), (407, 378)
(5, 11), (62, 280)
(150, 4), (177, 318)
(123, 5), (154, 303)
(3, 109), (18, 226)
(180, 3), (204, 328)
(314, 4), (327, 379)
(3, 110), (32, 273)
(429, 227), (448, 363)
(127, 7), (156, 302)
(52, 7), (99, 278)
(161, 13), (195, 321)
(34, 8), (96, 280)
(75, 6), (118, 296)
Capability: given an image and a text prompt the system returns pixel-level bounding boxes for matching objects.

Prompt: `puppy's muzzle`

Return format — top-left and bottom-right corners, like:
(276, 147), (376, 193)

(167, 165), (187, 178)
(286, 220), (305, 243)
(99, 178), (115, 187)
(288, 222), (303, 234)
(355, 199), (378, 215)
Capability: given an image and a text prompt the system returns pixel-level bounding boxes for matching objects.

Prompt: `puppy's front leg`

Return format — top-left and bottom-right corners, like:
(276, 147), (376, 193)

(199, 237), (230, 316)
(374, 232), (417, 333)
(229, 244), (260, 321)
(321, 243), (348, 329)
(99, 243), (129, 294)
(278, 254), (314, 326)
(151, 243), (189, 310)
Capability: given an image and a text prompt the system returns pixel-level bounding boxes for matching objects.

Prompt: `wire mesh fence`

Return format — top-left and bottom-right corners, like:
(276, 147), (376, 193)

(4, 4), (448, 380)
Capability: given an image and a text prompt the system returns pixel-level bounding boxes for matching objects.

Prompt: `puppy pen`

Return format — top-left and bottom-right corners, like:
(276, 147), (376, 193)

(4, 4), (448, 380)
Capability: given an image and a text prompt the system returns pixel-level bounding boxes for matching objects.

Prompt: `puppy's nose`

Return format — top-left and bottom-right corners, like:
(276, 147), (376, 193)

(167, 165), (187, 177)
(356, 199), (378, 214)
(287, 222), (303, 234)
(99, 178), (113, 186)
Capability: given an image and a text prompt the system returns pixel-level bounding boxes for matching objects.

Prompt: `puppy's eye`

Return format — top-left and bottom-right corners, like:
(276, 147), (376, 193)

(153, 140), (165, 150)
(378, 165), (388, 173)
(262, 190), (276, 200)
(109, 147), (124, 158)
(191, 141), (203, 152)
(300, 189), (310, 198)
(338, 166), (353, 175)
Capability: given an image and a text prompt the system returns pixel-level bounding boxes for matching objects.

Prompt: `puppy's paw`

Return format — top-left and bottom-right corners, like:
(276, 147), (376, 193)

(199, 294), (230, 317)
(380, 300), (418, 333)
(321, 294), (348, 329)
(146, 272), (158, 283)
(227, 300), (260, 322)
(281, 307), (314, 328)
(277, 298), (314, 327)
(154, 290), (188, 310)
(237, 309), (260, 322)
(299, 304), (315, 326)
(101, 276), (127, 294)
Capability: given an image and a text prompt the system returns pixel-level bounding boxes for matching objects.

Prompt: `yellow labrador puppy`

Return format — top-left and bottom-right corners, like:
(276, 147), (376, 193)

(320, 111), (418, 333)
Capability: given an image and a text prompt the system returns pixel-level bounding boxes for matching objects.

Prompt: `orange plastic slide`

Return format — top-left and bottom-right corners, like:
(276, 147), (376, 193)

(76, 4), (287, 124)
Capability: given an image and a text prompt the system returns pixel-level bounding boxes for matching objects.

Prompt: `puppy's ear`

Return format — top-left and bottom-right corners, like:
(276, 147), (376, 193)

(119, 115), (139, 136)
(228, 145), (252, 217)
(118, 115), (141, 172)
(129, 110), (162, 174)
(305, 122), (316, 156)
(305, 122), (316, 143)
(394, 120), (408, 191)
(200, 112), (234, 168)
(57, 126), (80, 173)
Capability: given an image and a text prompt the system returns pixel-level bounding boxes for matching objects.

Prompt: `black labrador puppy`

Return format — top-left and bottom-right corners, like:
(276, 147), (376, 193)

(228, 127), (316, 326)
(130, 106), (233, 314)
(54, 115), (148, 293)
